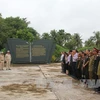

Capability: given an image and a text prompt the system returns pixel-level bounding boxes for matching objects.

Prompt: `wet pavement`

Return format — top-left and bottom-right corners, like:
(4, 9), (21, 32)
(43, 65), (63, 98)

(0, 63), (99, 100)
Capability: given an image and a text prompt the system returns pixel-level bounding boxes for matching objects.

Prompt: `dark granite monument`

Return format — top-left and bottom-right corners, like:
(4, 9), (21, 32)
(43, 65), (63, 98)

(6, 38), (55, 64)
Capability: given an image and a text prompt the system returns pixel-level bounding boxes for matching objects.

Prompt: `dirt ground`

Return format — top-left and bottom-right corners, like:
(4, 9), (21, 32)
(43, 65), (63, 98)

(0, 63), (100, 100)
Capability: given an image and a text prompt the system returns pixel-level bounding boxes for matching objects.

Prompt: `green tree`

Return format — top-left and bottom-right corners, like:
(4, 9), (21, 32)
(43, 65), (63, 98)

(0, 14), (8, 49)
(73, 33), (83, 49)
(27, 27), (40, 39)
(57, 29), (66, 46)
(0, 15), (39, 49)
(16, 29), (34, 42)
(84, 36), (95, 47)
(65, 40), (75, 50)
(63, 33), (71, 46)
(94, 31), (100, 48)
(50, 29), (67, 46)
(4, 17), (29, 38)
(41, 32), (51, 39)
(50, 29), (66, 45)
(50, 30), (57, 42)
(65, 33), (82, 50)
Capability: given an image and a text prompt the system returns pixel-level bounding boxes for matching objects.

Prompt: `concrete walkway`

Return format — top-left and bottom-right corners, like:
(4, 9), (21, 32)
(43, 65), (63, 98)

(0, 63), (99, 100)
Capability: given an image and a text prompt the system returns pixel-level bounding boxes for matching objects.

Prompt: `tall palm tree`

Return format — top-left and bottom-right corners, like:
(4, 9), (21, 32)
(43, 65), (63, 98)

(84, 36), (95, 47)
(94, 31), (100, 48)
(41, 33), (51, 39)
(50, 30), (57, 42)
(64, 33), (71, 43)
(73, 33), (83, 49)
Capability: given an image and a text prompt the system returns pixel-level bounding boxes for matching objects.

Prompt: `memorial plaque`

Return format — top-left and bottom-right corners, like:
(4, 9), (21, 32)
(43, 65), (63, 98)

(6, 38), (55, 64)
(32, 45), (46, 56)
(16, 45), (29, 58)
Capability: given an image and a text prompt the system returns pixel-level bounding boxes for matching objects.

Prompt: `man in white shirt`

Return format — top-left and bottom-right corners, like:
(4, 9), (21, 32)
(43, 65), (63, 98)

(68, 50), (73, 75)
(60, 52), (65, 73)
(72, 50), (78, 77)
(60, 52), (64, 61)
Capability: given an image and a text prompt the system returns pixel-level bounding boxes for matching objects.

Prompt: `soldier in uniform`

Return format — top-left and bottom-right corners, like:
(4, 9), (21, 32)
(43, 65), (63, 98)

(95, 50), (100, 93)
(93, 49), (99, 81)
(5, 50), (11, 70)
(97, 52), (100, 78)
(97, 61), (100, 92)
(82, 53), (89, 84)
(76, 53), (83, 79)
(0, 52), (5, 70)
(88, 51), (95, 79)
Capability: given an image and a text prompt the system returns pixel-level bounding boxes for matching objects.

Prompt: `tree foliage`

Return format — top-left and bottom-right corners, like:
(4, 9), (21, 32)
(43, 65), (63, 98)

(41, 30), (82, 50)
(41, 32), (51, 39)
(16, 29), (34, 42)
(84, 32), (100, 49)
(0, 13), (100, 51)
(0, 14), (39, 49)
(94, 31), (100, 48)
(84, 36), (95, 47)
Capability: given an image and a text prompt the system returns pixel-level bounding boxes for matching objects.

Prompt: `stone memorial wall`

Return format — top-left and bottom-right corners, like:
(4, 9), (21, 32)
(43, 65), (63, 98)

(6, 38), (55, 64)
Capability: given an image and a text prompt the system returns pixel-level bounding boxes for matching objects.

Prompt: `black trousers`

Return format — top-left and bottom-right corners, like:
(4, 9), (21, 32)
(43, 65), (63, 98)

(68, 65), (72, 75)
(72, 62), (77, 77)
(61, 63), (64, 73)
(65, 63), (69, 70)
(82, 67), (89, 79)
(61, 63), (67, 73)
(76, 68), (82, 79)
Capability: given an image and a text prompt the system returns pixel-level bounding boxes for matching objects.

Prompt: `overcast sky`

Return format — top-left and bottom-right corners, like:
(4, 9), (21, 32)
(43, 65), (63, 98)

(0, 0), (100, 41)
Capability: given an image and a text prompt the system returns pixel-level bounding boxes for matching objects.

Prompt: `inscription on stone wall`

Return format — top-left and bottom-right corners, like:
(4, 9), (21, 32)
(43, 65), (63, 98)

(16, 45), (29, 58)
(32, 45), (46, 56)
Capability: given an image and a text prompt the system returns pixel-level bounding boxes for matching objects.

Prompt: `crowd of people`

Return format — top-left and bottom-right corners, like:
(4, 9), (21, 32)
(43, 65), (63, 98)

(60, 48), (100, 93)
(0, 50), (11, 70)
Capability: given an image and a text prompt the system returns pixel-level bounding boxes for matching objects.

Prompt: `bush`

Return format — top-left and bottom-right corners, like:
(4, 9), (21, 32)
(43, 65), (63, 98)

(0, 48), (6, 54)
(51, 55), (56, 62)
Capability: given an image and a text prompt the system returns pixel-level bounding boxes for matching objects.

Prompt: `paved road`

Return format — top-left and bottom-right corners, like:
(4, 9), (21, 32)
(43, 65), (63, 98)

(0, 63), (99, 100)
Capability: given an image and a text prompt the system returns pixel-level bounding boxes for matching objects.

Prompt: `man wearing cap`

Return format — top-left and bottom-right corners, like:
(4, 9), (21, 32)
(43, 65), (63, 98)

(0, 52), (5, 70)
(5, 50), (11, 70)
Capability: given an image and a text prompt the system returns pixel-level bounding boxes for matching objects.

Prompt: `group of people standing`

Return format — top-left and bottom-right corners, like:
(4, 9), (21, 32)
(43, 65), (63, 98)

(60, 48), (100, 92)
(0, 50), (11, 70)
